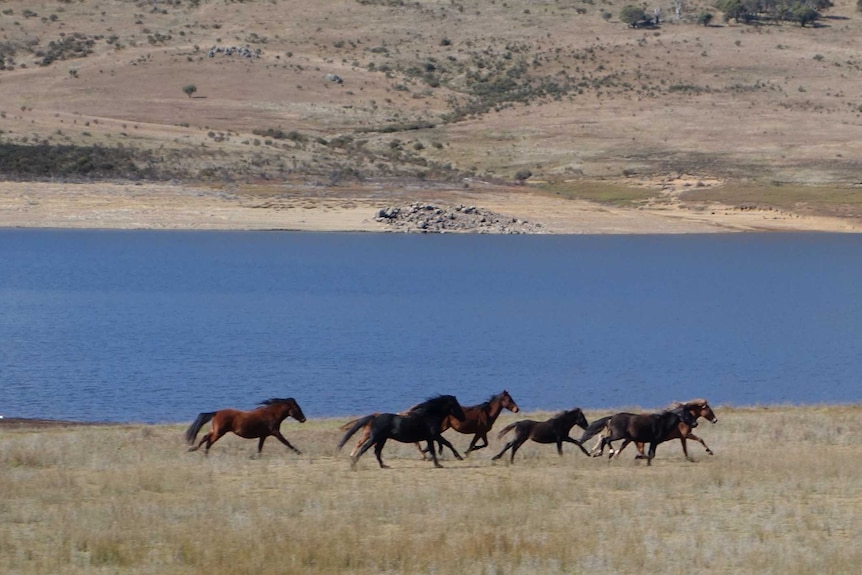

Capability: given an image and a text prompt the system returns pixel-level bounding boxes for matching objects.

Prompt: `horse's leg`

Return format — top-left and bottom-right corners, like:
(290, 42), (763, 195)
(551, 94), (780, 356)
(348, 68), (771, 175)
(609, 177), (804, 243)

(646, 441), (658, 466)
(272, 430), (302, 454)
(433, 435), (463, 461)
(188, 432), (212, 452)
(678, 436), (692, 461)
(634, 441), (648, 460)
(197, 426), (228, 455)
(589, 435), (605, 456)
(414, 442), (430, 461)
(507, 436), (529, 464)
(373, 438), (391, 469)
(257, 436), (267, 455)
(610, 439), (632, 460)
(351, 438), (376, 468)
(564, 436), (591, 456)
(465, 433), (487, 455)
(687, 432), (713, 455)
(424, 439), (444, 468)
(351, 426), (372, 458)
(492, 440), (515, 461)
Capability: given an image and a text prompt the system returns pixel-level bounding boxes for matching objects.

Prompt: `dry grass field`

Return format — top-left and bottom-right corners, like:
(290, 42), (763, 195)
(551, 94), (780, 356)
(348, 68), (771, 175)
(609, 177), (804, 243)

(2, 405), (861, 574)
(2, 0), (862, 227)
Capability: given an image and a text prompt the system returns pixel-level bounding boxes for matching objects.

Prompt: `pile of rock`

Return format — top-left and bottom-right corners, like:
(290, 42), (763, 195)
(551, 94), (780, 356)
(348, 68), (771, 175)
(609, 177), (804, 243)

(375, 203), (544, 234)
(207, 45), (260, 59)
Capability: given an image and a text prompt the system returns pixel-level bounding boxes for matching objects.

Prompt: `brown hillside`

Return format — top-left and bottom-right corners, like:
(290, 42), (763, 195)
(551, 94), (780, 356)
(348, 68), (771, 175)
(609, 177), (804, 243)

(1, 0), (862, 226)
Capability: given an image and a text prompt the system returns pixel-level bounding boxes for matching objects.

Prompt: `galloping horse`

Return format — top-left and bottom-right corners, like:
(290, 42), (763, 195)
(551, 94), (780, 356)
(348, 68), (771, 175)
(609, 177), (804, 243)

(185, 397), (306, 456)
(340, 391), (518, 459)
(580, 406), (696, 465)
(434, 390), (520, 456)
(337, 395), (466, 469)
(630, 399), (717, 460)
(491, 408), (591, 463)
(584, 399), (717, 461)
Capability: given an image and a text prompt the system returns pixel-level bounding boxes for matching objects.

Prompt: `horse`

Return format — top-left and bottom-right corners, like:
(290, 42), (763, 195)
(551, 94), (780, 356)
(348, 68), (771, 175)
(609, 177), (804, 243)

(491, 408), (591, 463)
(185, 397), (306, 456)
(580, 406), (696, 465)
(584, 399), (717, 461)
(337, 395), (466, 469)
(342, 390), (520, 459)
(629, 399), (717, 460)
(436, 389), (521, 456)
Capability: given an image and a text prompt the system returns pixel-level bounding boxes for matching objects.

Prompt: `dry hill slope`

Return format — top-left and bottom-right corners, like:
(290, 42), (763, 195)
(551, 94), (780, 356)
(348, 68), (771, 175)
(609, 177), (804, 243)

(1, 0), (861, 230)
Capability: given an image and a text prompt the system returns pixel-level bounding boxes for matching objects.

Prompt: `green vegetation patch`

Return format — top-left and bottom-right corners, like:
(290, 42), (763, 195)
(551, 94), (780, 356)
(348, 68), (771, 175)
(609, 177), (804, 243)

(538, 181), (658, 207)
(0, 143), (150, 179)
(680, 182), (862, 212)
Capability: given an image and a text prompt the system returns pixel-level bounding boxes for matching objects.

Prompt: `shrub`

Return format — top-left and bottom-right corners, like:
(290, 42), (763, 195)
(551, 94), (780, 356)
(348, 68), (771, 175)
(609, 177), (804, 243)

(619, 5), (647, 27)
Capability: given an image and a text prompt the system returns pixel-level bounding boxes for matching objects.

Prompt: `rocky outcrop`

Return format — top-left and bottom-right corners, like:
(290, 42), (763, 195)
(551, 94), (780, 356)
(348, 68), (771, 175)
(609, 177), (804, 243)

(375, 203), (544, 234)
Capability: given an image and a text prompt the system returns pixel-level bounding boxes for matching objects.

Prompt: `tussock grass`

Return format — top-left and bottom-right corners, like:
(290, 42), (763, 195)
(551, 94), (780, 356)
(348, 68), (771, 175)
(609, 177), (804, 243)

(2, 405), (861, 574)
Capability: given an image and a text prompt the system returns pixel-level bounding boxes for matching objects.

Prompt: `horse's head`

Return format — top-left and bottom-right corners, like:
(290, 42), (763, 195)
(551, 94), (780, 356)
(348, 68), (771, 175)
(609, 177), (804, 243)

(557, 408), (589, 431)
(286, 398), (307, 423)
(500, 389), (520, 413)
(670, 405), (697, 429)
(259, 397), (306, 423)
(571, 408), (589, 430)
(693, 400), (718, 424)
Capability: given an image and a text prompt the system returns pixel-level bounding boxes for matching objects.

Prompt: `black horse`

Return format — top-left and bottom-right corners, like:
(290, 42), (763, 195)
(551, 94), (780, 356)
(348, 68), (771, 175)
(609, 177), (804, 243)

(491, 408), (591, 463)
(579, 406), (697, 465)
(337, 395), (466, 469)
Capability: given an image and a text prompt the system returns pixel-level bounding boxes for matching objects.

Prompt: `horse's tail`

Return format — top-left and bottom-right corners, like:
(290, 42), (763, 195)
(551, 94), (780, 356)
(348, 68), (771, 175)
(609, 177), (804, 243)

(336, 414), (376, 451)
(339, 417), (363, 430)
(578, 415), (612, 443)
(496, 421), (518, 439)
(184, 412), (216, 444)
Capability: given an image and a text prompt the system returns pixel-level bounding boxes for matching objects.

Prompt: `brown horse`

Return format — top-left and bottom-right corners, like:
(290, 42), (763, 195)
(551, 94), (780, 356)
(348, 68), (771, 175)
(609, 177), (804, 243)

(579, 406), (696, 465)
(491, 408), (591, 463)
(185, 397), (306, 455)
(585, 399), (717, 461)
(342, 390), (520, 459)
(428, 389), (521, 457)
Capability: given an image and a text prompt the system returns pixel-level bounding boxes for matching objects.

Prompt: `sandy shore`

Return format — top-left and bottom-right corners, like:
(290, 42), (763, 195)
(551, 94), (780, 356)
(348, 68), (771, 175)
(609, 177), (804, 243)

(1, 181), (861, 234)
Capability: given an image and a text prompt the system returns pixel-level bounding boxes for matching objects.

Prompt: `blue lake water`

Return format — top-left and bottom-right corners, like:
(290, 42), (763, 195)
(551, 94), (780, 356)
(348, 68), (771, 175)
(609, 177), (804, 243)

(1, 229), (860, 424)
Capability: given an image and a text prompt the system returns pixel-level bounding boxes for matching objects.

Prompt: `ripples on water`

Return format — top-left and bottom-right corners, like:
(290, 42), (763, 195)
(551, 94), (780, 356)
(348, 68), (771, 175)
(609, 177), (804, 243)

(1, 230), (860, 423)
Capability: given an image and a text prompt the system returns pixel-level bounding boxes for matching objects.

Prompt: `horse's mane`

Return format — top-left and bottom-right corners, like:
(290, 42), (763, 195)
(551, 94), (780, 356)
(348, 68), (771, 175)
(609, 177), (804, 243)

(259, 397), (295, 406)
(410, 394), (456, 415)
(664, 398), (708, 410)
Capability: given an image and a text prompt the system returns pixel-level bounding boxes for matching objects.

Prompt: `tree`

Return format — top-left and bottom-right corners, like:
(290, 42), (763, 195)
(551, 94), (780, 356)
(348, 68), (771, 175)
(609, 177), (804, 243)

(619, 5), (648, 27)
(697, 11), (714, 25)
(715, 0), (756, 23)
(791, 5), (820, 25)
(514, 169), (532, 184)
(182, 84), (197, 98)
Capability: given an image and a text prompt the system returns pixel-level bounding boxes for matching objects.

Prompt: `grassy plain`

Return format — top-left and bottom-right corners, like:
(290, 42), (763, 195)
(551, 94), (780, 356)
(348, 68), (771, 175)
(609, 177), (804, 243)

(2, 405), (861, 574)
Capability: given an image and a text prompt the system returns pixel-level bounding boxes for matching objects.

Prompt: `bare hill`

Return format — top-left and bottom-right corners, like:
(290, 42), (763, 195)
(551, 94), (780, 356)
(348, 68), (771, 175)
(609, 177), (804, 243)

(1, 0), (861, 221)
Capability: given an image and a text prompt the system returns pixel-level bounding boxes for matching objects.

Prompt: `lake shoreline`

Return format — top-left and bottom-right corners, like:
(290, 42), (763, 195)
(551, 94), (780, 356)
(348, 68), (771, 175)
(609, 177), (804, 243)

(3, 181), (862, 234)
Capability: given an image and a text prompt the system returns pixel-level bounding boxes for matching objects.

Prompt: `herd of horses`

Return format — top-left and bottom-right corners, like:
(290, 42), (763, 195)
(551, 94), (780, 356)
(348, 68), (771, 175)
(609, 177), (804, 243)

(184, 391), (718, 468)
